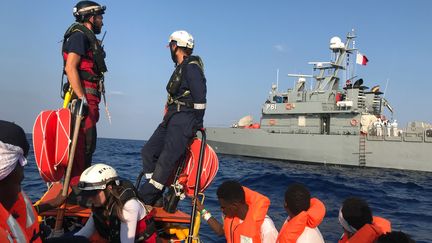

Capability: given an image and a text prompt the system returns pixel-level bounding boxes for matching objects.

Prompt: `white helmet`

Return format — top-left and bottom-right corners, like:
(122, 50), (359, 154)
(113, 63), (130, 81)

(169, 30), (194, 49)
(78, 163), (119, 190)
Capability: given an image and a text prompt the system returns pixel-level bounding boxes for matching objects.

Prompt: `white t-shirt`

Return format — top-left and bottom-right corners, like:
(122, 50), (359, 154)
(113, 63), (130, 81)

(261, 215), (279, 243)
(296, 227), (325, 243)
(75, 198), (147, 243)
(238, 215), (279, 243)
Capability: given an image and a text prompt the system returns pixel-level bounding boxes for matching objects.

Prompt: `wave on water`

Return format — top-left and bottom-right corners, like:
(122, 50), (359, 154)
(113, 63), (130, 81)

(23, 137), (432, 243)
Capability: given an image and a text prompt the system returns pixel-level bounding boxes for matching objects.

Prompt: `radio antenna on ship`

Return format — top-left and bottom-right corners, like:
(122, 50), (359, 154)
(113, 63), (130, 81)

(276, 69), (279, 91)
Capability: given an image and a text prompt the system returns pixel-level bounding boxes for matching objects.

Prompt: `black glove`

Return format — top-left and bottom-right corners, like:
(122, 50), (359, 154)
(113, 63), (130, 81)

(195, 120), (204, 130)
(73, 97), (89, 117)
(195, 109), (205, 129)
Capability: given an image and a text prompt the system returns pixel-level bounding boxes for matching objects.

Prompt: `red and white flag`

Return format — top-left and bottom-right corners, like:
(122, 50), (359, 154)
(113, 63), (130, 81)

(356, 52), (369, 65)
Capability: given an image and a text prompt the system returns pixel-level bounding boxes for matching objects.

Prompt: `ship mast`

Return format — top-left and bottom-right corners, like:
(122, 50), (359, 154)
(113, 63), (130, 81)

(313, 31), (356, 92)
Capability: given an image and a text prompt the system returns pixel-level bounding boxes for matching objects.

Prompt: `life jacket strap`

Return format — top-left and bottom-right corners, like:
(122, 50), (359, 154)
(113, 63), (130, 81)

(79, 70), (103, 83)
(135, 216), (156, 242)
(85, 87), (101, 98)
(169, 100), (207, 112)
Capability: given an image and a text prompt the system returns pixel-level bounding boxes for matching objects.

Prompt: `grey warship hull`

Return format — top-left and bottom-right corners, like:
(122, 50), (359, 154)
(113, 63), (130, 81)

(206, 127), (432, 172)
(206, 31), (432, 172)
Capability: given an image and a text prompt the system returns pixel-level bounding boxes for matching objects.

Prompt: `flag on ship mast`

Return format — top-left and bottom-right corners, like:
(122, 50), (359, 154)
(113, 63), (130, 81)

(356, 52), (369, 65)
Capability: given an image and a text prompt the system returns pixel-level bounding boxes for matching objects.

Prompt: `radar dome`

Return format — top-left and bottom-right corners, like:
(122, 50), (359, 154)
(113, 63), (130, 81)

(330, 36), (345, 49)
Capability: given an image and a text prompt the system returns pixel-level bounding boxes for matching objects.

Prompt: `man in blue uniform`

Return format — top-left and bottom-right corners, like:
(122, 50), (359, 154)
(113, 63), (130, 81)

(139, 30), (207, 205)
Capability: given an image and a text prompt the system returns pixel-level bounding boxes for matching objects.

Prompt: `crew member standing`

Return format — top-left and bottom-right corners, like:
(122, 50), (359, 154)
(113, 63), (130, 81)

(139, 30), (207, 205)
(62, 1), (108, 186)
(375, 118), (383, 137)
(391, 120), (399, 137)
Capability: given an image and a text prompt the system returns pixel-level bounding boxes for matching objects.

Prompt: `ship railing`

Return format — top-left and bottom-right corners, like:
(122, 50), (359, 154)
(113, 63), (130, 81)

(425, 129), (432, 142)
(366, 130), (432, 143)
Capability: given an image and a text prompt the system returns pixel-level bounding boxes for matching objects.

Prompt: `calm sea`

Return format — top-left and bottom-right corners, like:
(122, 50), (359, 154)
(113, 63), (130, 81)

(23, 137), (432, 242)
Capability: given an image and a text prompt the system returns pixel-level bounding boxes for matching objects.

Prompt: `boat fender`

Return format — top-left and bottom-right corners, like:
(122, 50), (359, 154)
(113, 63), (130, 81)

(350, 119), (358, 126)
(33, 108), (71, 182)
(285, 103), (293, 110)
(178, 138), (219, 197)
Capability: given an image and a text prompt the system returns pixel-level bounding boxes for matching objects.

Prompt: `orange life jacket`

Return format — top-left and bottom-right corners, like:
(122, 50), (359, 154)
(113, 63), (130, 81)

(338, 216), (391, 243)
(277, 198), (326, 243)
(223, 186), (270, 243)
(10, 191), (41, 243)
(0, 202), (28, 243)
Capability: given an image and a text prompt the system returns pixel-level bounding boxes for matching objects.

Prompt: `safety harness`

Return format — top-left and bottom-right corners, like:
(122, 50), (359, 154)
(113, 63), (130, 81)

(92, 180), (156, 242)
(166, 55), (206, 112)
(61, 22), (107, 99)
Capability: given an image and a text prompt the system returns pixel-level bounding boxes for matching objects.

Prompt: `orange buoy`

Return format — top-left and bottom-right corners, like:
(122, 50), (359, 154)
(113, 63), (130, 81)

(178, 138), (219, 197)
(33, 108), (71, 182)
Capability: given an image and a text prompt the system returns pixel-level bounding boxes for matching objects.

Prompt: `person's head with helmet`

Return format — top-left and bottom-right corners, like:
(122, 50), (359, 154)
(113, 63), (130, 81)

(78, 163), (121, 208)
(78, 164), (157, 241)
(73, 1), (106, 34)
(168, 30), (194, 65)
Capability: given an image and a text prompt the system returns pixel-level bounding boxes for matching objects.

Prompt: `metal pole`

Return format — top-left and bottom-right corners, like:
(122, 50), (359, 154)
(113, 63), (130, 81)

(187, 129), (206, 243)
(53, 100), (84, 235)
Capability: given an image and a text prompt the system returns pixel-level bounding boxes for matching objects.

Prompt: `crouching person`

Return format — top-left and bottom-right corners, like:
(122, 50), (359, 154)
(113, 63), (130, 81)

(75, 163), (157, 242)
(338, 197), (391, 243)
(277, 183), (326, 243)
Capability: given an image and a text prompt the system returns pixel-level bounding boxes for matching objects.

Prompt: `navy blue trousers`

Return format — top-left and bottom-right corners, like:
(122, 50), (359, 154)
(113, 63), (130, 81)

(140, 111), (196, 187)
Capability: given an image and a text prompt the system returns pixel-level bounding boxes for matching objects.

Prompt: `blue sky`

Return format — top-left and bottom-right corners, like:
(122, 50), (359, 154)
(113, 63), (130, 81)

(1, 1), (431, 140)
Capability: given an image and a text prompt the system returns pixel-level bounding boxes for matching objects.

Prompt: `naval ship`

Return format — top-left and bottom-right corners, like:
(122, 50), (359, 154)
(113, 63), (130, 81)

(206, 31), (432, 172)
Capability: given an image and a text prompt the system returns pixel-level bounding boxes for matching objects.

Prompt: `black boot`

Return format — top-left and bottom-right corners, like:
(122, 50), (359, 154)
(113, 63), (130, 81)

(139, 182), (163, 206)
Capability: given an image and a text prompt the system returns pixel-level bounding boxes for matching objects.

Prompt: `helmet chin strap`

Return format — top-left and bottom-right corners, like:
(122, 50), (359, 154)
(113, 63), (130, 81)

(92, 22), (102, 34)
(171, 46), (179, 66)
(85, 17), (101, 34)
(103, 188), (114, 209)
(91, 21), (102, 34)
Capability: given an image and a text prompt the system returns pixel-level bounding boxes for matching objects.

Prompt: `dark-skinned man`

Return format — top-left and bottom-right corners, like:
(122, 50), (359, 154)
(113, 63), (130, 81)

(0, 120), (68, 242)
(197, 180), (279, 243)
